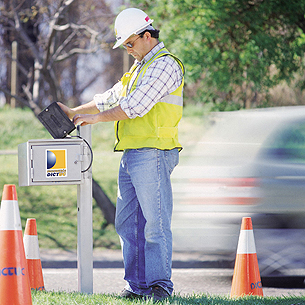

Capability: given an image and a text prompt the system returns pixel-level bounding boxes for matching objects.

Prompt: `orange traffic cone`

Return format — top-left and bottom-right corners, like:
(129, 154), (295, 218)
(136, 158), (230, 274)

(24, 218), (45, 291)
(230, 217), (263, 297)
(0, 184), (32, 305)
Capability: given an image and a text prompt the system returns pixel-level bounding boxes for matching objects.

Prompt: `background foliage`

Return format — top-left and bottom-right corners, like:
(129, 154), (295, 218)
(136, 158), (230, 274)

(2, 0), (305, 112)
(131, 0), (305, 109)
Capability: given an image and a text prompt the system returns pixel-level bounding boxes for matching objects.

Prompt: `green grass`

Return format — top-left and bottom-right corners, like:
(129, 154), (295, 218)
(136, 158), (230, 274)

(31, 290), (305, 304)
(0, 106), (206, 250)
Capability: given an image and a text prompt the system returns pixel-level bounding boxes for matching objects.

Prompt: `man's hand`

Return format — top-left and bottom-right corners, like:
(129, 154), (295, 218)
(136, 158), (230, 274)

(57, 102), (76, 120)
(58, 102), (129, 125)
(73, 113), (100, 126)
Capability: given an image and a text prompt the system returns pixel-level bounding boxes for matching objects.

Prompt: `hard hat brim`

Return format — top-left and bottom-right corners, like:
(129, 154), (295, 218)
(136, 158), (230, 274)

(112, 20), (154, 49)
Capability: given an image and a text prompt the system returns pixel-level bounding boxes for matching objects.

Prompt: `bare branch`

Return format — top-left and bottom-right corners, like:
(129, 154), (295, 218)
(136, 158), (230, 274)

(44, 0), (76, 69)
(12, 9), (41, 64)
(55, 46), (99, 62)
(78, 73), (101, 94)
(52, 23), (99, 37)
(22, 83), (42, 115)
(50, 22), (100, 63)
(49, 31), (76, 67)
(0, 85), (31, 109)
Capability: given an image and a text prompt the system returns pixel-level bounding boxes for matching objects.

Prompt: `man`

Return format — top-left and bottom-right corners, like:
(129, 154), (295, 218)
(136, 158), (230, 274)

(59, 7), (184, 300)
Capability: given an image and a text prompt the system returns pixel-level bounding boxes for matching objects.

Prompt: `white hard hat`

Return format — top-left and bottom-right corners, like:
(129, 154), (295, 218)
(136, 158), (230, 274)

(113, 8), (154, 49)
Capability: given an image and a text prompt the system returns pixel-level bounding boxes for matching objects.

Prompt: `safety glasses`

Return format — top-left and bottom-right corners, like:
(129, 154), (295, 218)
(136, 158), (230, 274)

(123, 35), (141, 49)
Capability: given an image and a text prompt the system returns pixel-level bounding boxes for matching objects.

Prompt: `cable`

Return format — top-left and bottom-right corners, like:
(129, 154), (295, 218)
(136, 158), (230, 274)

(70, 135), (93, 173)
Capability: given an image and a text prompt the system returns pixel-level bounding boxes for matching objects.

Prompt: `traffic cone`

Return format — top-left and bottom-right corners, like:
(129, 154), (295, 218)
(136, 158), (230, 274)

(230, 217), (263, 297)
(0, 184), (32, 305)
(24, 218), (45, 291)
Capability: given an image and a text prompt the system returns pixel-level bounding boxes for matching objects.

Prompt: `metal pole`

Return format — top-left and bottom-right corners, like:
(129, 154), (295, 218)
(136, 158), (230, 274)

(77, 125), (93, 293)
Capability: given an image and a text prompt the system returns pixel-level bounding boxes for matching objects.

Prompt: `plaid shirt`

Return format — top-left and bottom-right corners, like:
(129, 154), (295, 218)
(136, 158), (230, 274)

(94, 42), (183, 119)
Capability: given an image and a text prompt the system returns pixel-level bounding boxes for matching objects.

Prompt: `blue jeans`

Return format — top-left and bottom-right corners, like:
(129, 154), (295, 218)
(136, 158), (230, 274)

(115, 148), (179, 296)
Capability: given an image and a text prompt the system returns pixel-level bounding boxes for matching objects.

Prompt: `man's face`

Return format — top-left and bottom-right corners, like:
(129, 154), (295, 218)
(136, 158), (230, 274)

(123, 34), (146, 61)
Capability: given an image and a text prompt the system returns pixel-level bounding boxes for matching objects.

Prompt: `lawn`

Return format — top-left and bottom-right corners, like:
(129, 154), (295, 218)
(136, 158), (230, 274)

(31, 290), (305, 304)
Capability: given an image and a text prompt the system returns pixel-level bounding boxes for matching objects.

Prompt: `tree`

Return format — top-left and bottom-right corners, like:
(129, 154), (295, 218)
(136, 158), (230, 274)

(0, 0), (122, 225)
(132, 0), (305, 108)
(0, 0), (122, 110)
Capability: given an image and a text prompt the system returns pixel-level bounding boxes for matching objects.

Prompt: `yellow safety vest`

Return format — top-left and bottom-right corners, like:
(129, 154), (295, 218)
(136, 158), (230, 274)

(114, 48), (184, 151)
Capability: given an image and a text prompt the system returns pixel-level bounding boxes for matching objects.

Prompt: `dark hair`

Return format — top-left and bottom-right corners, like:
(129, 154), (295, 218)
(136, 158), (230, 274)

(139, 29), (160, 39)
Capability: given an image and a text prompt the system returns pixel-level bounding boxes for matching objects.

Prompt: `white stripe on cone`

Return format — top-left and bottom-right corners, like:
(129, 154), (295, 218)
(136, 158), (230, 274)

(0, 200), (22, 230)
(24, 235), (41, 260)
(236, 229), (256, 254)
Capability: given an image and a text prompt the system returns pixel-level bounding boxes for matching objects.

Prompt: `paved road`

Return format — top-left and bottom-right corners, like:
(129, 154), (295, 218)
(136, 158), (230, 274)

(40, 249), (305, 297)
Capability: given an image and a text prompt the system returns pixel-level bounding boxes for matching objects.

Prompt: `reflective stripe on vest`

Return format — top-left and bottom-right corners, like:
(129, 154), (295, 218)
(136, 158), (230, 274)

(114, 48), (184, 151)
(128, 49), (184, 107)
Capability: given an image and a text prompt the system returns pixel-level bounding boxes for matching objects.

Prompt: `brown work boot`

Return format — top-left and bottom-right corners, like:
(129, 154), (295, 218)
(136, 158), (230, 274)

(150, 285), (170, 301)
(120, 288), (143, 299)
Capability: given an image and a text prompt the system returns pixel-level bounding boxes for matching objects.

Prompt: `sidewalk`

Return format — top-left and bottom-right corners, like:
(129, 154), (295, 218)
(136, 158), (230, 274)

(40, 248), (235, 269)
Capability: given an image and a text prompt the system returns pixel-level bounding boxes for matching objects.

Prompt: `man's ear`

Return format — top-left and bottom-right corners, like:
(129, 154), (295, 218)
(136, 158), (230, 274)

(143, 31), (152, 42)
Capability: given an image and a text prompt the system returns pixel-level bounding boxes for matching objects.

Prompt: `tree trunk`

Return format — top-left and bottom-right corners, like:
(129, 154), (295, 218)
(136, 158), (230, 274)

(92, 178), (116, 225)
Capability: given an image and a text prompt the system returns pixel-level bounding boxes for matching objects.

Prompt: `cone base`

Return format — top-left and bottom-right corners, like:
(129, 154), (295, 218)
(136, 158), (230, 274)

(27, 259), (45, 291)
(0, 230), (32, 305)
(230, 253), (263, 297)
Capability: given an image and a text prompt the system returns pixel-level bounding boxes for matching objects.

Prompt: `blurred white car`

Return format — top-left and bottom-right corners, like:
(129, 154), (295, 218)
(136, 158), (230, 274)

(171, 106), (305, 275)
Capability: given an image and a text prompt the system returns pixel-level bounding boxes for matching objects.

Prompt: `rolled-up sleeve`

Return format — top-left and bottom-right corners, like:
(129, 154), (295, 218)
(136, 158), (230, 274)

(94, 81), (123, 112)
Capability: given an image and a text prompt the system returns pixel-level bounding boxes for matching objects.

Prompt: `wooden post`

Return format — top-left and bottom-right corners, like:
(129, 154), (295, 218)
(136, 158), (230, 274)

(33, 60), (40, 103)
(11, 41), (18, 108)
